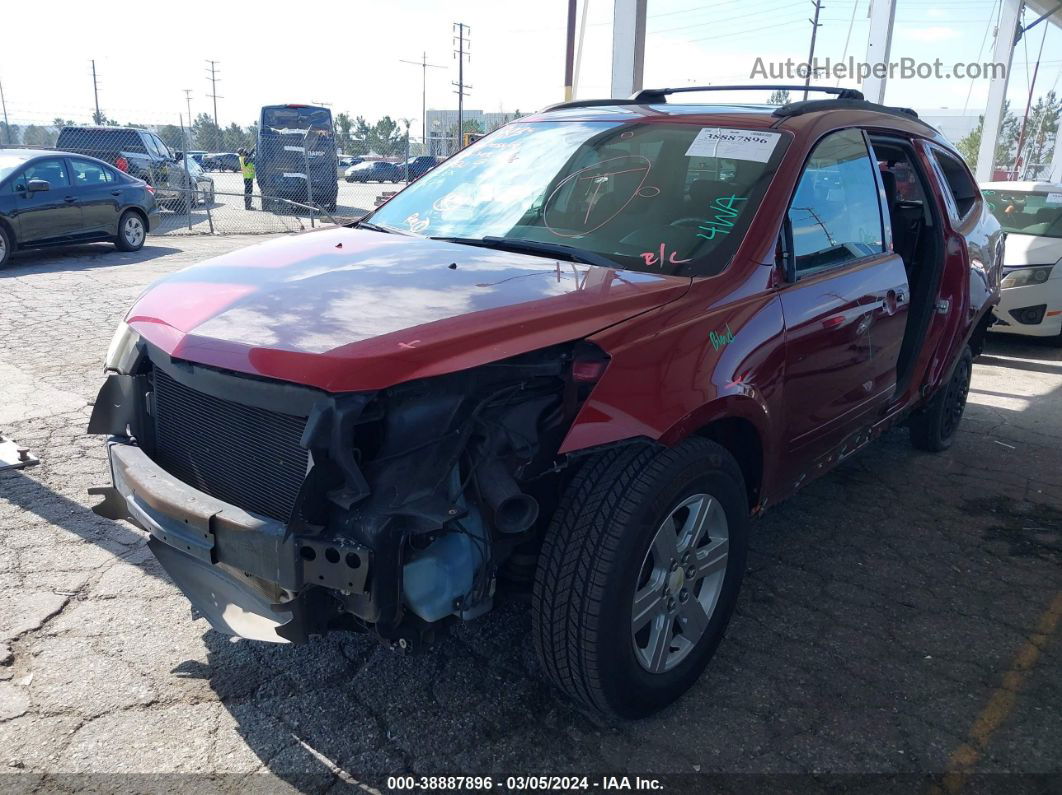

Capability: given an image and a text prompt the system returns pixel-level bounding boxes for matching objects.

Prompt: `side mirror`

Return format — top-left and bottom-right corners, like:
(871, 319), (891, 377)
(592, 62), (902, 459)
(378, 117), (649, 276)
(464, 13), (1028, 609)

(26, 179), (51, 193)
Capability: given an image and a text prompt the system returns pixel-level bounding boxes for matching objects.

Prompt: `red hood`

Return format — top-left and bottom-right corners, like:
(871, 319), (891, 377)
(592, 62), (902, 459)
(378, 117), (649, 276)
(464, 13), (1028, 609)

(127, 228), (690, 391)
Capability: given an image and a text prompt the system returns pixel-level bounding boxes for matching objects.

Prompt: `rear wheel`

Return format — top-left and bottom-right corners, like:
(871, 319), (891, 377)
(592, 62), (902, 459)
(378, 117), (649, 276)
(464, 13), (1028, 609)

(0, 224), (12, 269)
(532, 438), (748, 718)
(115, 210), (146, 252)
(909, 346), (972, 451)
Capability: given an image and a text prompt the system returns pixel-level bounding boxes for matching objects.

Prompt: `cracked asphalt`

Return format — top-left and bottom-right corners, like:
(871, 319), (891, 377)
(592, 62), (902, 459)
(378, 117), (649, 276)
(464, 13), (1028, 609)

(0, 236), (1060, 792)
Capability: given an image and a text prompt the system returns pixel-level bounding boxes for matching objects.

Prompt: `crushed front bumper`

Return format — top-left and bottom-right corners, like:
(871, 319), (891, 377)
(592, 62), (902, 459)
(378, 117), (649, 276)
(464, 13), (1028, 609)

(93, 438), (370, 643)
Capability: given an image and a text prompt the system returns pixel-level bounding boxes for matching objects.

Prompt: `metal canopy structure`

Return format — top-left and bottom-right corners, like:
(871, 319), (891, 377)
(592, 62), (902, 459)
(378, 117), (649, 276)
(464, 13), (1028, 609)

(607, 0), (1062, 182)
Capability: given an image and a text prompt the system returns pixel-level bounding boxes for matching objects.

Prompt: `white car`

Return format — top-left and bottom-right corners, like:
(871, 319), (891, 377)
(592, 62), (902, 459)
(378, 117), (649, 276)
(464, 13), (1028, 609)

(981, 181), (1062, 341)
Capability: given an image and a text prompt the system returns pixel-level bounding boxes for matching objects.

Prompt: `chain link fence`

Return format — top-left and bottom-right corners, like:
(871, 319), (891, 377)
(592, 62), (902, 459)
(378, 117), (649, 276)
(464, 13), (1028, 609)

(0, 105), (490, 236)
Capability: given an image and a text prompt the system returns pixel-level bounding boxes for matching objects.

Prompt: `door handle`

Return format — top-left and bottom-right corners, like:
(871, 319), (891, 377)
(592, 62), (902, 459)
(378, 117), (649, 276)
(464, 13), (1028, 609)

(111, 190), (121, 196)
(894, 289), (907, 304)
(63, 196), (77, 204)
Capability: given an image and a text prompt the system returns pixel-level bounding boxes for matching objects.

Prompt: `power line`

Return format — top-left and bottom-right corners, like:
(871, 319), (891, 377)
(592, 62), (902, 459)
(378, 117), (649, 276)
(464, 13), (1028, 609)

(453, 22), (471, 147)
(400, 52), (446, 143)
(836, 0), (860, 86)
(205, 60), (222, 130)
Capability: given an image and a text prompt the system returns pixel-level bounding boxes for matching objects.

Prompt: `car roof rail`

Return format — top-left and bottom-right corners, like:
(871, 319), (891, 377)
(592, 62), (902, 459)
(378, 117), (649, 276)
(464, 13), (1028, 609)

(772, 97), (925, 123)
(541, 85), (863, 113)
(631, 84), (864, 103)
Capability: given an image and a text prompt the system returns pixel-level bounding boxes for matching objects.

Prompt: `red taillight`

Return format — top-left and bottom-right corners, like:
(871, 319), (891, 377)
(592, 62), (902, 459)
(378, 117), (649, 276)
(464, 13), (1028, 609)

(144, 183), (155, 195)
(114, 156), (129, 173)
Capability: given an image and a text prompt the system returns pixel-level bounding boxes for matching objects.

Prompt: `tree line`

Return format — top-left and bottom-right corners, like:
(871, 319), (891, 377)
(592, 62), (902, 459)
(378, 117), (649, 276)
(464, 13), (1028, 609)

(956, 91), (1060, 178)
(0, 112), (257, 153)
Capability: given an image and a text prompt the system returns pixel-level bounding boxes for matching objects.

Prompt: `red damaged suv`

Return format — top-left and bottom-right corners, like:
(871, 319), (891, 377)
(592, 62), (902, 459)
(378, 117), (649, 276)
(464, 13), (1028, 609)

(90, 86), (1002, 717)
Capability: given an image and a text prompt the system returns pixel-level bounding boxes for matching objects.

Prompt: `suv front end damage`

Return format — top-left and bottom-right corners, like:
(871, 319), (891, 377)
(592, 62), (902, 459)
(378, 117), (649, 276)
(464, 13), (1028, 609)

(89, 338), (601, 646)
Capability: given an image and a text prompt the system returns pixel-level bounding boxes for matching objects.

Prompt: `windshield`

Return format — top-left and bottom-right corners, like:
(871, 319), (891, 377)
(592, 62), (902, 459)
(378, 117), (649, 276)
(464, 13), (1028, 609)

(262, 106), (333, 135)
(367, 120), (787, 275)
(0, 153), (31, 182)
(982, 188), (1062, 238)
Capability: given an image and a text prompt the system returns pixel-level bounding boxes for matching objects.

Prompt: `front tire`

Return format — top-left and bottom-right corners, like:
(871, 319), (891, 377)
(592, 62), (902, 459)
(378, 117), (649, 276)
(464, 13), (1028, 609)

(115, 210), (146, 252)
(532, 438), (749, 718)
(909, 346), (972, 451)
(0, 224), (12, 269)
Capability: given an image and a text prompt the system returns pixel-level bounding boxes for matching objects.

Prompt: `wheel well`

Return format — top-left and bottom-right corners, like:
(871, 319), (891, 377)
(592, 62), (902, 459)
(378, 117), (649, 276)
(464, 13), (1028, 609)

(121, 207), (148, 229)
(0, 216), (15, 247)
(968, 307), (994, 358)
(696, 418), (763, 510)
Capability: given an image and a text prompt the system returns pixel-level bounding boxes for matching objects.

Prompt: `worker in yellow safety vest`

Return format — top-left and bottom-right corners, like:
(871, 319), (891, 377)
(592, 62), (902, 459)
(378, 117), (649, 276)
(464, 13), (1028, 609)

(238, 148), (256, 210)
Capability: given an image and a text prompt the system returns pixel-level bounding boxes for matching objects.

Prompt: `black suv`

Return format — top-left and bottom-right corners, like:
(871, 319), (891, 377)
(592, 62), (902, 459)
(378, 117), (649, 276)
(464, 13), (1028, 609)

(55, 127), (193, 213)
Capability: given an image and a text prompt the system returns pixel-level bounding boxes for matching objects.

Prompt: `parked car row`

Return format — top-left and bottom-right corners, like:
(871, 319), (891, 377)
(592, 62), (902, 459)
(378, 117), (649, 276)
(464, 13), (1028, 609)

(344, 155), (440, 183)
(0, 148), (159, 268)
(203, 152), (241, 172)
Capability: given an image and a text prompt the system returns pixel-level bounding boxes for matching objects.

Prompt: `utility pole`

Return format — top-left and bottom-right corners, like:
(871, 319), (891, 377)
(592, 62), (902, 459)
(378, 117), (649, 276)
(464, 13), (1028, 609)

(564, 0), (577, 101)
(0, 76), (9, 145)
(400, 52), (445, 145)
(205, 60), (221, 131)
(453, 22), (471, 150)
(91, 60), (101, 124)
(183, 89), (193, 126)
(803, 1), (824, 100)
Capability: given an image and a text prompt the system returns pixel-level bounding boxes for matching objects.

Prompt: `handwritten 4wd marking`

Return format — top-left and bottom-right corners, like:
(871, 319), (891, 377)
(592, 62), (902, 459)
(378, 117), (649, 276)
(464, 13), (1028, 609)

(697, 195), (747, 240)
(709, 324), (735, 350)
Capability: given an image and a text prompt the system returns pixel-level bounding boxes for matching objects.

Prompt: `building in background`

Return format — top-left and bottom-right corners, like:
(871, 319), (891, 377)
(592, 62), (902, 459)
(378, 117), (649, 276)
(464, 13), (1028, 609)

(425, 109), (522, 155)
(913, 108), (981, 146)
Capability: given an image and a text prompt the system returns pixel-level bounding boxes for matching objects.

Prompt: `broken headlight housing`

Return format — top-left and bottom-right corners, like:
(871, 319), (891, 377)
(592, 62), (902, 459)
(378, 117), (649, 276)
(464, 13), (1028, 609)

(104, 321), (142, 374)
(1001, 265), (1053, 289)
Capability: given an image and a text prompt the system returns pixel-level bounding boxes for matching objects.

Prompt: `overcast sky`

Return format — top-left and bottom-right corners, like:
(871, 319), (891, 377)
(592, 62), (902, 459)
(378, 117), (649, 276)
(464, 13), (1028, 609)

(2, 0), (1059, 135)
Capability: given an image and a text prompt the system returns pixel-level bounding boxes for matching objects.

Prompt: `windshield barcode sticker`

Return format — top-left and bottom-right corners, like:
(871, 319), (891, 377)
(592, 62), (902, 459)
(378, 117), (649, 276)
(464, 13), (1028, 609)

(686, 128), (780, 162)
(1046, 192), (1062, 205)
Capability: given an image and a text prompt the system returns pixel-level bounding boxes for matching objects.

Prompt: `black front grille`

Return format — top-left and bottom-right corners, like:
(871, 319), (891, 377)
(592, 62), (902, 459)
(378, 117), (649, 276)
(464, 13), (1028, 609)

(151, 368), (309, 522)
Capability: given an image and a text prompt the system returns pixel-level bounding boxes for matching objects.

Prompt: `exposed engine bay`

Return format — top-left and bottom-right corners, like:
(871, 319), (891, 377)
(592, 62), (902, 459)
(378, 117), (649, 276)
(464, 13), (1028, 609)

(89, 339), (609, 648)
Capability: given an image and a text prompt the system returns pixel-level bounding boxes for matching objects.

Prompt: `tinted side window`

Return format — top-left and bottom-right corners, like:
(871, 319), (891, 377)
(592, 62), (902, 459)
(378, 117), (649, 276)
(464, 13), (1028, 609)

(788, 128), (884, 275)
(70, 158), (114, 185)
(142, 133), (162, 157)
(21, 158), (71, 188)
(931, 148), (978, 219)
(151, 134), (172, 159)
(121, 131), (147, 152)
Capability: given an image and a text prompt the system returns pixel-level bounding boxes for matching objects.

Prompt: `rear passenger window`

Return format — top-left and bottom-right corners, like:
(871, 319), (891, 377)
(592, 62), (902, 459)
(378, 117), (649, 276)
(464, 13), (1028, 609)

(70, 158), (114, 185)
(788, 128), (884, 275)
(931, 148), (979, 220)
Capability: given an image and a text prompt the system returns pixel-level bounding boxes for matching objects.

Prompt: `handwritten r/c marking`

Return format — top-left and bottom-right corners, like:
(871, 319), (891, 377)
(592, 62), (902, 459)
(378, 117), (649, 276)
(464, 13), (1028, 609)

(640, 243), (691, 268)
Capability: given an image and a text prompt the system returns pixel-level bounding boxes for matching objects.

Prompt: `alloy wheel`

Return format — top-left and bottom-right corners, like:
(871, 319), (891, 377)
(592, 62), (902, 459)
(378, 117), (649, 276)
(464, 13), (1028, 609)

(632, 493), (730, 673)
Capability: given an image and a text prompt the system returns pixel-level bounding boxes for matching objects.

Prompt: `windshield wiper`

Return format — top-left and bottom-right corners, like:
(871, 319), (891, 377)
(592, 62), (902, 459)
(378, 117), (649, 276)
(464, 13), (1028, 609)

(431, 236), (620, 269)
(354, 219), (405, 234)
